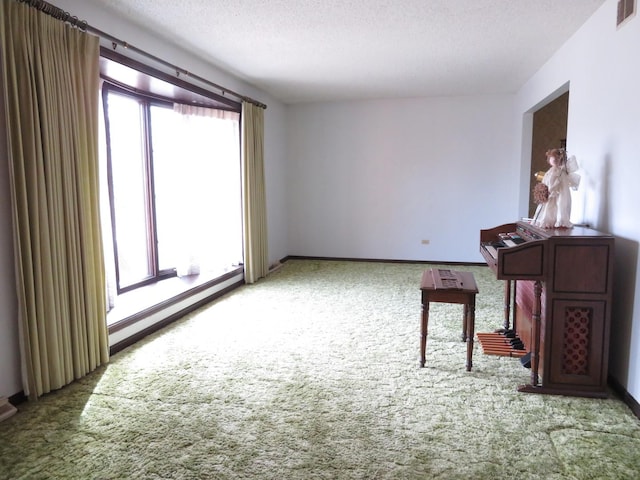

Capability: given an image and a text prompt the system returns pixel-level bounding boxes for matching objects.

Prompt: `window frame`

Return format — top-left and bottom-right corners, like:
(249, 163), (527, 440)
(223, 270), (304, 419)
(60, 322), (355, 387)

(99, 47), (240, 112)
(102, 84), (179, 293)
(99, 48), (242, 295)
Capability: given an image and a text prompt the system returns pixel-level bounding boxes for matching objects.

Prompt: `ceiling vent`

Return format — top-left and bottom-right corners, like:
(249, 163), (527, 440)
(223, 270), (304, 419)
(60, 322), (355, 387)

(617, 0), (636, 27)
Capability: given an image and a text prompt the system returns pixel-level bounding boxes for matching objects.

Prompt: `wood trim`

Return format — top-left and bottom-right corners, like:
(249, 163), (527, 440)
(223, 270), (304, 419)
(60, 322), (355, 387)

(608, 375), (640, 419)
(8, 391), (27, 407)
(109, 279), (243, 356)
(108, 267), (243, 334)
(100, 47), (240, 111)
(281, 255), (485, 267)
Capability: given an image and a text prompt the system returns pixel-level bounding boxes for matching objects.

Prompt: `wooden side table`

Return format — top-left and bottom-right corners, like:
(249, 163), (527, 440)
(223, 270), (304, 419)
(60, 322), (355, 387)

(420, 269), (478, 371)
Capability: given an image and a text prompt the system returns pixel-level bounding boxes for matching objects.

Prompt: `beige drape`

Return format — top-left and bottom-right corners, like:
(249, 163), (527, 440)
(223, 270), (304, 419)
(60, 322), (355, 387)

(241, 101), (269, 283)
(0, 1), (109, 399)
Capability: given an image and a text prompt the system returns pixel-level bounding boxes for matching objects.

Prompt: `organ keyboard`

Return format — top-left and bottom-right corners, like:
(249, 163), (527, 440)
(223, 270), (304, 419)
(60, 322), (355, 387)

(480, 221), (614, 397)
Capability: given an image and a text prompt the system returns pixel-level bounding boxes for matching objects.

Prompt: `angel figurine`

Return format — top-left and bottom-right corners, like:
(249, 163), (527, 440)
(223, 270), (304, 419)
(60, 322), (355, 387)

(532, 148), (580, 228)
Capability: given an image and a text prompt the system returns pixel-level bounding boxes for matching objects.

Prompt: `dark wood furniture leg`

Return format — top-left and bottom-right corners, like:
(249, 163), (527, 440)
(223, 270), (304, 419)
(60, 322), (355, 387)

(503, 280), (511, 330)
(466, 297), (476, 371)
(512, 280), (518, 332)
(420, 299), (429, 367)
(462, 304), (468, 341)
(519, 280), (543, 393)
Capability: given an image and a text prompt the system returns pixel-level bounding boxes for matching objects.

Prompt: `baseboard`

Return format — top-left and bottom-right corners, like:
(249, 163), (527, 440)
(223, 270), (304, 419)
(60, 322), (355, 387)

(108, 267), (243, 334)
(280, 255), (485, 267)
(109, 279), (243, 356)
(608, 375), (640, 420)
(9, 391), (27, 406)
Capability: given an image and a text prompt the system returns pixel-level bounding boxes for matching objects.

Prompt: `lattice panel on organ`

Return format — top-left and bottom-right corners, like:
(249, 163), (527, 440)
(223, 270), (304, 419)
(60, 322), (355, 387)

(562, 307), (593, 375)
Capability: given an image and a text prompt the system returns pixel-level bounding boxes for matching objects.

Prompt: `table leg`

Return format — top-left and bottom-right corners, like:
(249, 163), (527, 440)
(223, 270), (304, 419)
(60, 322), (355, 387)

(420, 299), (429, 367)
(466, 298), (475, 372)
(462, 305), (468, 341)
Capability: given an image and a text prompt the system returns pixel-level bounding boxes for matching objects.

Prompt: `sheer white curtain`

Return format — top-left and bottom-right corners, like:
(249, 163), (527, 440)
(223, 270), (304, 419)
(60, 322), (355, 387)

(164, 104), (241, 276)
(100, 95), (241, 309)
(98, 81), (117, 311)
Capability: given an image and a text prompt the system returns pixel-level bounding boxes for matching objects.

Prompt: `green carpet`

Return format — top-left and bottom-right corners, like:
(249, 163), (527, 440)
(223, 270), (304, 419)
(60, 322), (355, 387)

(1, 260), (639, 479)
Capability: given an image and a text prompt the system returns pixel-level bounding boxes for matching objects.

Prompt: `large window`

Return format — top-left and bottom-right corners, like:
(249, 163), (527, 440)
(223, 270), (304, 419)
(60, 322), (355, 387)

(100, 52), (242, 298)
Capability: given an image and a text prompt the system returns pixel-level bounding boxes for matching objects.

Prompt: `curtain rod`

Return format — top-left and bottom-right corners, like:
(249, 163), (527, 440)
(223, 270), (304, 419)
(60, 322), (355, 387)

(18, 0), (267, 110)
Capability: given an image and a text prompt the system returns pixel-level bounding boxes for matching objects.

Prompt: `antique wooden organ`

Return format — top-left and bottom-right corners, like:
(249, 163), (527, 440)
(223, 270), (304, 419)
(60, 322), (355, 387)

(480, 221), (614, 397)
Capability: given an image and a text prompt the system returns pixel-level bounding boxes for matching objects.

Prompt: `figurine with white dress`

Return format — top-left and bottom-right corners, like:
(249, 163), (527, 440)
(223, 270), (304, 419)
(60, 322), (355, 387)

(532, 148), (580, 229)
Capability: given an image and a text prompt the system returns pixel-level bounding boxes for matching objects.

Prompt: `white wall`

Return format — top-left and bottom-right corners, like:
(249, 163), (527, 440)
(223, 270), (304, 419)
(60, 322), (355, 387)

(514, 0), (640, 399)
(286, 95), (519, 262)
(0, 0), (289, 397)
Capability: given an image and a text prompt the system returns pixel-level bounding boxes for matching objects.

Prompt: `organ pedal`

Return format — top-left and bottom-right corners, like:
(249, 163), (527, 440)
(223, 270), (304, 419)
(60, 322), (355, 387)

(476, 330), (528, 358)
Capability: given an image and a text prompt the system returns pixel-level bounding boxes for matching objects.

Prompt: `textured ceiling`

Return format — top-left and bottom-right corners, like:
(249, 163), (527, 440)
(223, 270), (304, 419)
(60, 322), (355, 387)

(84, 0), (606, 104)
